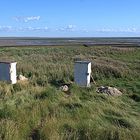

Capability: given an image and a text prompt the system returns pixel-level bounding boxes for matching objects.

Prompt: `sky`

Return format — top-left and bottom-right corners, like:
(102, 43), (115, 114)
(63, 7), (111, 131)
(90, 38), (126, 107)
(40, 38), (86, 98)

(0, 0), (140, 37)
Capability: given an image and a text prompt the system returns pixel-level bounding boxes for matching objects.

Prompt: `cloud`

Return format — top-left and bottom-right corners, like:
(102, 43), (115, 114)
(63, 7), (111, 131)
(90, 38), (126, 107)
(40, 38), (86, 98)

(0, 25), (140, 35)
(17, 26), (49, 32)
(13, 16), (41, 22)
(96, 27), (139, 33)
(66, 25), (76, 30)
(0, 25), (81, 33)
(81, 28), (89, 33)
(56, 25), (77, 32)
(0, 26), (13, 32)
(0, 26), (49, 32)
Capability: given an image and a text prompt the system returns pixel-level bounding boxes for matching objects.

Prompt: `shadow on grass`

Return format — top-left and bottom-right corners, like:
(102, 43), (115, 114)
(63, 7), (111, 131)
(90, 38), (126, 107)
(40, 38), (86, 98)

(64, 103), (83, 110)
(129, 94), (140, 102)
(49, 79), (65, 87)
(105, 116), (133, 128)
(29, 128), (41, 140)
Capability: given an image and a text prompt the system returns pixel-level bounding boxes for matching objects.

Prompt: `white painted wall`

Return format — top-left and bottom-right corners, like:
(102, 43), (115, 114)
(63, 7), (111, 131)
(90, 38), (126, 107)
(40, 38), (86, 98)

(10, 63), (17, 84)
(74, 61), (91, 87)
(0, 62), (17, 84)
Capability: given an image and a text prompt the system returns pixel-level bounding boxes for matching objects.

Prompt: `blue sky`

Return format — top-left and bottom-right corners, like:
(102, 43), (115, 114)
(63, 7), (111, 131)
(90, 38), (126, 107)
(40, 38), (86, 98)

(0, 0), (140, 37)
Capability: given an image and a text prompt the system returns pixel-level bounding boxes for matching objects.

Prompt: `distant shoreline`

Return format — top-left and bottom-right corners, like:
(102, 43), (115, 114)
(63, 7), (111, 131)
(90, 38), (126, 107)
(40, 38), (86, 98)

(0, 37), (140, 47)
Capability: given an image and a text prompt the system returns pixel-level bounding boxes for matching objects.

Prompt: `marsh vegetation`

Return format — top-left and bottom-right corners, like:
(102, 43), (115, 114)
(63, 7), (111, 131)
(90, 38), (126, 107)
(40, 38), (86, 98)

(0, 45), (140, 140)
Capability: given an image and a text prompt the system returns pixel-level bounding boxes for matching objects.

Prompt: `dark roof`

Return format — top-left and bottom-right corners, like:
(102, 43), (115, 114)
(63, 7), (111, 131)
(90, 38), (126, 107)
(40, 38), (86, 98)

(0, 61), (17, 64)
(75, 61), (91, 64)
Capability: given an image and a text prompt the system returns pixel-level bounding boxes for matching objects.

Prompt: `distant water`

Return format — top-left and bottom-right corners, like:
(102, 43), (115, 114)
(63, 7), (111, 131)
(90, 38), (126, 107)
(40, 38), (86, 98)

(0, 37), (140, 47)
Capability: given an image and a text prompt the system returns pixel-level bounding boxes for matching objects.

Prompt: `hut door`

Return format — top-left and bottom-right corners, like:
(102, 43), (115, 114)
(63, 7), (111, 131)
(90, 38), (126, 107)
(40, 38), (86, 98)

(74, 63), (89, 86)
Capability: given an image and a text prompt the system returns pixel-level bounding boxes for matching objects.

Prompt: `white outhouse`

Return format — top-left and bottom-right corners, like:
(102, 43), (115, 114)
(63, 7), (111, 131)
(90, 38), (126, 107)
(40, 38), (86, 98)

(74, 61), (91, 87)
(0, 61), (17, 84)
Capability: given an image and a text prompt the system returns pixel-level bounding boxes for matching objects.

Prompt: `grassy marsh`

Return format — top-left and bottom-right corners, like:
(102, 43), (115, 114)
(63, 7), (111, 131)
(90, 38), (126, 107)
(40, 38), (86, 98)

(0, 45), (140, 140)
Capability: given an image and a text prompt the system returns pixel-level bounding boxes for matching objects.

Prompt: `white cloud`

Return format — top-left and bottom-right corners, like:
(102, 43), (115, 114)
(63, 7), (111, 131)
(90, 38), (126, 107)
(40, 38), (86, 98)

(0, 26), (49, 32)
(13, 16), (41, 22)
(81, 28), (89, 33)
(120, 28), (137, 33)
(0, 25), (140, 35)
(96, 27), (139, 33)
(66, 25), (76, 29)
(17, 26), (49, 32)
(0, 24), (99, 33)
(56, 26), (113, 33)
(56, 25), (77, 32)
(0, 26), (13, 32)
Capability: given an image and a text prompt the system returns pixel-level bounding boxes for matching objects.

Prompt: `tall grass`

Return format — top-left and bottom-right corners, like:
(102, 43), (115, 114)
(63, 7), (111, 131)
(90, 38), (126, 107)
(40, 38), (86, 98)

(0, 45), (140, 140)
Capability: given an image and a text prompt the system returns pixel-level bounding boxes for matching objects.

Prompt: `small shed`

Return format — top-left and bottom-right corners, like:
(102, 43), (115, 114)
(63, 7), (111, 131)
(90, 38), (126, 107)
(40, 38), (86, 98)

(74, 61), (91, 87)
(0, 61), (17, 84)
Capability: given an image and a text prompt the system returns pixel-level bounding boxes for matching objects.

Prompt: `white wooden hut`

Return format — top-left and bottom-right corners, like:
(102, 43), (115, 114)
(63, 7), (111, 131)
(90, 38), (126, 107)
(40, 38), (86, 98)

(0, 61), (17, 84)
(74, 61), (91, 87)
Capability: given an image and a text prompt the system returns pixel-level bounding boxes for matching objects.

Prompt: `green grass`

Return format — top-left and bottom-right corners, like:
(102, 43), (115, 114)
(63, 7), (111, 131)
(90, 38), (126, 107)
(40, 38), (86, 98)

(0, 45), (140, 140)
